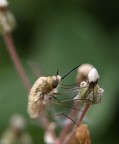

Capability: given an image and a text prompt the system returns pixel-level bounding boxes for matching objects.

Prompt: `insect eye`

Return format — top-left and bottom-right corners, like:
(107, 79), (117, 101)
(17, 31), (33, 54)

(52, 79), (58, 88)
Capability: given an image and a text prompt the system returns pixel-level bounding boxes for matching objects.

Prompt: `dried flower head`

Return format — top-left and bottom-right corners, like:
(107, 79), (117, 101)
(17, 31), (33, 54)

(71, 124), (91, 144)
(75, 64), (104, 104)
(76, 81), (104, 104)
(0, 0), (16, 33)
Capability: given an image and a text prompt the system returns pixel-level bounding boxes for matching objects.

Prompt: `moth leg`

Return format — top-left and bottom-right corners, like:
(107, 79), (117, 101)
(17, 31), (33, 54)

(47, 113), (78, 126)
(52, 96), (80, 111)
(52, 95), (61, 102)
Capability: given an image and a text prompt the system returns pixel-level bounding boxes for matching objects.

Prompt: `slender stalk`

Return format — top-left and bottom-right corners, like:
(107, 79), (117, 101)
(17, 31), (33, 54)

(58, 101), (80, 144)
(3, 32), (57, 143)
(77, 103), (90, 126)
(63, 103), (90, 144)
(3, 32), (31, 92)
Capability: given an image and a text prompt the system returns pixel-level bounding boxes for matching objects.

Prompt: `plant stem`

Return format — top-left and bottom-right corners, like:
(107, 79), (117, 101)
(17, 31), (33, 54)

(58, 101), (80, 144)
(63, 103), (90, 144)
(3, 32), (31, 92)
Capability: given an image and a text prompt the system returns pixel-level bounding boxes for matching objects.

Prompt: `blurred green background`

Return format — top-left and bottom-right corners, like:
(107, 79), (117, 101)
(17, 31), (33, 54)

(0, 0), (119, 143)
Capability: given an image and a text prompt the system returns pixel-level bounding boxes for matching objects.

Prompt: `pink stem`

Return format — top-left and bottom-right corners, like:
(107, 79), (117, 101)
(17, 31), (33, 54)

(64, 103), (90, 144)
(3, 32), (31, 92)
(58, 101), (80, 144)
(77, 103), (90, 126)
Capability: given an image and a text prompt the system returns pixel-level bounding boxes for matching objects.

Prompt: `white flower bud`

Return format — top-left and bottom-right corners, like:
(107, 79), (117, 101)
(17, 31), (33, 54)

(78, 64), (94, 77)
(0, 0), (8, 7)
(76, 64), (94, 83)
(88, 68), (99, 83)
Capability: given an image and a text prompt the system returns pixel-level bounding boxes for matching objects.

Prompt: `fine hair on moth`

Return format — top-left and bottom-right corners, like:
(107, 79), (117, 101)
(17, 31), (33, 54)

(27, 65), (81, 124)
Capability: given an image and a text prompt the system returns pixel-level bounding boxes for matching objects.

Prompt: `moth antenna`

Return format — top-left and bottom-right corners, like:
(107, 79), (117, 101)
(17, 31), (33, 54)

(56, 68), (59, 77)
(61, 65), (80, 80)
(61, 82), (79, 87)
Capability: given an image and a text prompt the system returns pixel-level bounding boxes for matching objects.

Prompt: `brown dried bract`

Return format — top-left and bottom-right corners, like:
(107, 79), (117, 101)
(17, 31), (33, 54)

(71, 124), (91, 144)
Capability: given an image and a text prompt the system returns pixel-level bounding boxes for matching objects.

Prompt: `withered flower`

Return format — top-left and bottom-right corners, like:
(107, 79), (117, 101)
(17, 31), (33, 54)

(71, 124), (91, 144)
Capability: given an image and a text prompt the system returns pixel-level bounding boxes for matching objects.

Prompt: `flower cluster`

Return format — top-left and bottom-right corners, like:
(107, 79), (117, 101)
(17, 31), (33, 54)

(75, 64), (104, 104)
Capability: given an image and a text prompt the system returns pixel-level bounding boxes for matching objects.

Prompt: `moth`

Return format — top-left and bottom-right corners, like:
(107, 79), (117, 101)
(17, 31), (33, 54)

(28, 65), (80, 119)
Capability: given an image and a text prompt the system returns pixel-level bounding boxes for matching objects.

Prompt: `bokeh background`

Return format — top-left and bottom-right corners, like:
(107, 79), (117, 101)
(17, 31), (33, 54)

(0, 0), (119, 143)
